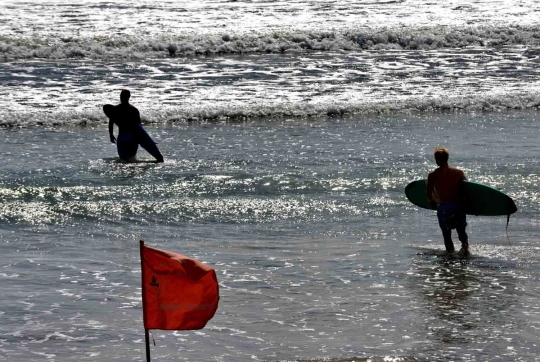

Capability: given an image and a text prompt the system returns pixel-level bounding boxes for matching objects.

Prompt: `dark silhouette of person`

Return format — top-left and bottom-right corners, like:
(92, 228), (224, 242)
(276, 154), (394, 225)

(107, 90), (164, 163)
(426, 147), (468, 256)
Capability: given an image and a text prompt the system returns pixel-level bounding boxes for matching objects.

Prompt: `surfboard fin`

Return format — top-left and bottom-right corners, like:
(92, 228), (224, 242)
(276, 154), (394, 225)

(506, 213), (512, 245)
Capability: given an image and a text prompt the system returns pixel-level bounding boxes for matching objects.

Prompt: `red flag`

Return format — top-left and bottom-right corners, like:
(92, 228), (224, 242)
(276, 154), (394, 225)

(140, 241), (219, 330)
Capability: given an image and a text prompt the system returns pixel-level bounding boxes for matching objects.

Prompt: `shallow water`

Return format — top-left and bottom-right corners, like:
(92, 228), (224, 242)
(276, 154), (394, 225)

(2, 112), (540, 361)
(3, 0), (540, 360)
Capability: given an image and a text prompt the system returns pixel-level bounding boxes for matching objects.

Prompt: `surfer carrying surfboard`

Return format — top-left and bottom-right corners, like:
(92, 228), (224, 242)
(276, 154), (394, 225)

(426, 147), (469, 256)
(105, 89), (164, 163)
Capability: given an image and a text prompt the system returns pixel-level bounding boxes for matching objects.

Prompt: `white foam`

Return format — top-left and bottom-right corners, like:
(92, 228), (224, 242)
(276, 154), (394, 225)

(2, 26), (540, 61)
(2, 91), (540, 127)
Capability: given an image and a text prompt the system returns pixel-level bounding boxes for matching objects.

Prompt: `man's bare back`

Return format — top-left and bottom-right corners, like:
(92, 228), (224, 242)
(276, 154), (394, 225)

(427, 165), (466, 204)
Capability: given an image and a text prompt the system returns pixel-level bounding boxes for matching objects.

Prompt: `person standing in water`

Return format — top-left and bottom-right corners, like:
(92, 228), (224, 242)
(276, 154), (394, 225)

(107, 89), (164, 163)
(426, 147), (469, 256)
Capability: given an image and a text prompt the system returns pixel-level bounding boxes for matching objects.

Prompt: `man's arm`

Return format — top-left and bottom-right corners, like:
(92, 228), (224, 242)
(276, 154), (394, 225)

(109, 119), (116, 143)
(426, 172), (438, 209)
(426, 173), (434, 202)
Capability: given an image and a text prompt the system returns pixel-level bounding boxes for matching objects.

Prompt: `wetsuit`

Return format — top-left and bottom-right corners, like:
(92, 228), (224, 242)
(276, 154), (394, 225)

(111, 103), (141, 161)
(106, 102), (164, 162)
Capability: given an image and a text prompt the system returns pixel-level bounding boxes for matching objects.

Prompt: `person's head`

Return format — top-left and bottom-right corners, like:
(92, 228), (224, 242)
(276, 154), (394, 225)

(120, 89), (131, 104)
(434, 147), (450, 166)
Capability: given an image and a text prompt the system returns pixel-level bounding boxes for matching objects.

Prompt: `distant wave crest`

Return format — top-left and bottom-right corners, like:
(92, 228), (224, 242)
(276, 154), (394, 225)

(2, 92), (540, 127)
(2, 25), (540, 60)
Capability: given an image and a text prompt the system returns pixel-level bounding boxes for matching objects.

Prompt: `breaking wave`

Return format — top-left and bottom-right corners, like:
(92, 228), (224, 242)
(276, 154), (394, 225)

(2, 25), (540, 61)
(2, 92), (540, 127)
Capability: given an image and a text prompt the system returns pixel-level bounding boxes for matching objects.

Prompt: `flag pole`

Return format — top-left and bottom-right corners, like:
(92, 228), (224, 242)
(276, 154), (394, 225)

(140, 240), (151, 362)
(144, 329), (151, 362)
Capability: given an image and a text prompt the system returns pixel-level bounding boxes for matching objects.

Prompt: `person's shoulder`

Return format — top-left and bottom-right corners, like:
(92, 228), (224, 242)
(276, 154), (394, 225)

(114, 103), (131, 110)
(127, 104), (140, 114)
(428, 169), (439, 178)
(449, 166), (466, 178)
(449, 166), (464, 174)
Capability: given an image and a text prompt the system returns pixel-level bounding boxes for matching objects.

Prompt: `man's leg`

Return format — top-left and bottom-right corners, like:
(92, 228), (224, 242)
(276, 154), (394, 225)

(456, 211), (469, 255)
(438, 207), (455, 253)
(456, 225), (468, 252)
(441, 228), (455, 253)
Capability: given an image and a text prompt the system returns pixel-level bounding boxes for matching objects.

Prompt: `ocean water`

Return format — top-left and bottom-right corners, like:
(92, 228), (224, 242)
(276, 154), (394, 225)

(2, 1), (540, 361)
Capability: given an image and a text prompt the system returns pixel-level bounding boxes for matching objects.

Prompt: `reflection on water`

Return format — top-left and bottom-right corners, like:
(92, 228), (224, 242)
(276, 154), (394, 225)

(408, 248), (522, 357)
(416, 257), (480, 345)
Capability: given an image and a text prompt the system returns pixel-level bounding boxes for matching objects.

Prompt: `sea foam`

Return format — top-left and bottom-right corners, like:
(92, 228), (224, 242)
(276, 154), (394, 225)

(2, 92), (540, 128)
(2, 26), (540, 61)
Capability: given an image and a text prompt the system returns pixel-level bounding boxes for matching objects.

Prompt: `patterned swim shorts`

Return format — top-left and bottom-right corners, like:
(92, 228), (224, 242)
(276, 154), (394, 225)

(437, 203), (467, 231)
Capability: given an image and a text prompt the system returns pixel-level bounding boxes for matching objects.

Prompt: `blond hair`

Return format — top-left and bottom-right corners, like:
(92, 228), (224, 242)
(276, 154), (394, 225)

(434, 147), (449, 163)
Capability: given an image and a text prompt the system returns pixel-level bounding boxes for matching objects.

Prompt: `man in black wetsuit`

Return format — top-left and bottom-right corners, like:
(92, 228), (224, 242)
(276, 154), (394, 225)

(108, 89), (164, 162)
(109, 89), (141, 140)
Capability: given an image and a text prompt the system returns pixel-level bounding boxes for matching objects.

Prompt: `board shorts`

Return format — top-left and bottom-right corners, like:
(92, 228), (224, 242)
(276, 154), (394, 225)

(437, 203), (467, 231)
